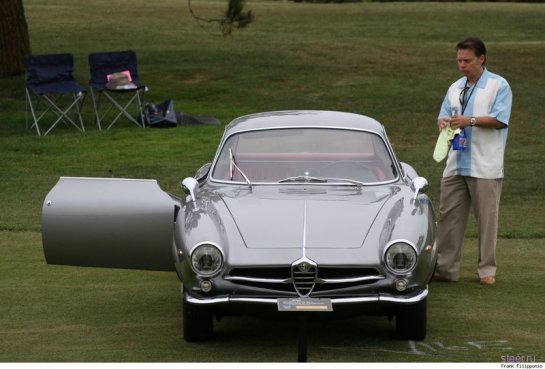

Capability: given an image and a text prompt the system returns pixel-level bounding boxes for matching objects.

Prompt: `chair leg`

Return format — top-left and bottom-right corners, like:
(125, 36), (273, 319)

(136, 89), (146, 127)
(90, 88), (102, 131)
(75, 92), (86, 133)
(41, 94), (84, 135)
(90, 88), (146, 130)
(25, 89), (42, 136)
(102, 91), (143, 129)
(25, 91), (30, 129)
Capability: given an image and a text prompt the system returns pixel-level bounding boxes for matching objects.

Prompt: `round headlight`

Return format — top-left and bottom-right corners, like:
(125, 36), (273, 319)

(190, 243), (223, 276)
(384, 242), (417, 275)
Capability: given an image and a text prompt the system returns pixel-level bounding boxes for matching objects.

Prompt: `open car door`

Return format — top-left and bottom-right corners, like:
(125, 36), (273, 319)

(42, 177), (177, 271)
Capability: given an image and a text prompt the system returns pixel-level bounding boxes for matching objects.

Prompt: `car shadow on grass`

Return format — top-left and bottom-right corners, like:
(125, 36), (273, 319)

(198, 314), (407, 362)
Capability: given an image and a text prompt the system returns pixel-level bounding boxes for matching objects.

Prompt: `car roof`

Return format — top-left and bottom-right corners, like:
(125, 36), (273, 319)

(224, 110), (385, 137)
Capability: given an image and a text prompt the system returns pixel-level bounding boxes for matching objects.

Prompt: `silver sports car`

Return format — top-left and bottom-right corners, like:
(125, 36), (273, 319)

(42, 110), (437, 342)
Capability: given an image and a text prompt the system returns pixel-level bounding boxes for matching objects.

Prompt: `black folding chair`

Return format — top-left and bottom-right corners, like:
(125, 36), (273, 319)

(24, 53), (86, 136)
(88, 50), (147, 130)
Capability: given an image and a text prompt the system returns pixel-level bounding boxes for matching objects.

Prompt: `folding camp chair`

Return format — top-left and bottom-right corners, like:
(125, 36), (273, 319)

(24, 53), (86, 136)
(88, 50), (147, 130)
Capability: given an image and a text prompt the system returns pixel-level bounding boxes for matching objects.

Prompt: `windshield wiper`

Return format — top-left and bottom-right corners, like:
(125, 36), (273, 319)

(325, 177), (366, 189)
(278, 175), (328, 183)
(229, 149), (252, 190)
(278, 175), (366, 188)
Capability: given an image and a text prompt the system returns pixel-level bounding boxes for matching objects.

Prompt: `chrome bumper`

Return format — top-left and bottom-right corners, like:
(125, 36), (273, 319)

(185, 288), (428, 306)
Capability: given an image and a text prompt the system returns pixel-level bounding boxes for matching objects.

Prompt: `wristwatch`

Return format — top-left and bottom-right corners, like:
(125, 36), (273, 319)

(470, 117), (477, 127)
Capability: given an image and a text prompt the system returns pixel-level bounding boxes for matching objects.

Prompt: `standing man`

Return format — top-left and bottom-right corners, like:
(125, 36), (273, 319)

(434, 37), (512, 285)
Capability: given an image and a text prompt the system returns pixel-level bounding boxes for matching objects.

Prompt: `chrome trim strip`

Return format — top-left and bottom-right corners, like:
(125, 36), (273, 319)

(184, 288), (428, 306)
(185, 295), (229, 305)
(225, 276), (293, 284)
(60, 176), (157, 182)
(302, 200), (307, 257)
(331, 296), (378, 304)
(230, 297), (278, 304)
(379, 288), (428, 304)
(225, 275), (384, 284)
(211, 179), (397, 187)
(318, 275), (385, 284)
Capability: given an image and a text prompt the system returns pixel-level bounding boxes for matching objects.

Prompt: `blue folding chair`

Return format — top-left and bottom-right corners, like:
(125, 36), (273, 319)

(88, 50), (147, 130)
(24, 53), (86, 136)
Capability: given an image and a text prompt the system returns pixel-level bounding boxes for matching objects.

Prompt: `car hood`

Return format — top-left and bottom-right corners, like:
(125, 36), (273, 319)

(219, 187), (394, 249)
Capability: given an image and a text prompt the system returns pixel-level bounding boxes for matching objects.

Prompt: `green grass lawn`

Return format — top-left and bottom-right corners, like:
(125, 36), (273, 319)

(1, 0), (544, 362)
(1, 233), (543, 362)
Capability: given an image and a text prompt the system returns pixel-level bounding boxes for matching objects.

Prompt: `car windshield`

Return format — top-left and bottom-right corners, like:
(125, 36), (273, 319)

(211, 128), (397, 184)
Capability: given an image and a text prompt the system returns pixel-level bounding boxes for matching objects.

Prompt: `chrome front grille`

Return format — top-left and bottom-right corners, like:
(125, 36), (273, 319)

(292, 261), (317, 297)
(226, 265), (383, 297)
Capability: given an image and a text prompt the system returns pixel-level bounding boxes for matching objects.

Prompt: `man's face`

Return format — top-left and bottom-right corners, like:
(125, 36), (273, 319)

(457, 49), (485, 78)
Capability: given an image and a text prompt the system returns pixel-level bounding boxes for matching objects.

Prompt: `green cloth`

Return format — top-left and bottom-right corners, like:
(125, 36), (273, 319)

(433, 125), (460, 163)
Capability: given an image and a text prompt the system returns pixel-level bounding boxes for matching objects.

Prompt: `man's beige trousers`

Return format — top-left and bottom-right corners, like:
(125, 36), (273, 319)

(435, 175), (503, 281)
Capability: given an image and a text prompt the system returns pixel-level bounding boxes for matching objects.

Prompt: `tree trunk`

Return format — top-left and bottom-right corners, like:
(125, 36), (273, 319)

(0, 0), (31, 76)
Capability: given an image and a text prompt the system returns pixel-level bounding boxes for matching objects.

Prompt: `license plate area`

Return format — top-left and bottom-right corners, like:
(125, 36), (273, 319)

(277, 298), (333, 312)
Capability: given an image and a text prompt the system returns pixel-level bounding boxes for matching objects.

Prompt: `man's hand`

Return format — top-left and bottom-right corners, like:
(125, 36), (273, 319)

(449, 115), (470, 129)
(437, 117), (450, 131)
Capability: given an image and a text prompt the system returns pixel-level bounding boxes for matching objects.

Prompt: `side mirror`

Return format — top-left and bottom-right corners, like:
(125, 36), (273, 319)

(400, 162), (418, 180)
(181, 177), (199, 202)
(195, 163), (211, 183)
(410, 176), (429, 201)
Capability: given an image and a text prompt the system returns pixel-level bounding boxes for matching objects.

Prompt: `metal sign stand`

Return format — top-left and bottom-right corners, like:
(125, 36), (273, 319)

(277, 298), (333, 362)
(298, 314), (308, 362)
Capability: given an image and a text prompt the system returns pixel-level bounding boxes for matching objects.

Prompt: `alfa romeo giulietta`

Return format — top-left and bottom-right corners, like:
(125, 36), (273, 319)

(42, 110), (437, 341)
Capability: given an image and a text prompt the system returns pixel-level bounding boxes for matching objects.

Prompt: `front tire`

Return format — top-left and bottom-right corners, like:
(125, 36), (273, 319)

(182, 292), (213, 342)
(396, 297), (427, 341)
